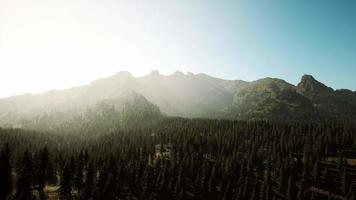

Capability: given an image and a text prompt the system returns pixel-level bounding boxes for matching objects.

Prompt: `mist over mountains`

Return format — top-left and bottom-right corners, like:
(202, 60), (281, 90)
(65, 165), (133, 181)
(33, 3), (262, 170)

(0, 71), (355, 129)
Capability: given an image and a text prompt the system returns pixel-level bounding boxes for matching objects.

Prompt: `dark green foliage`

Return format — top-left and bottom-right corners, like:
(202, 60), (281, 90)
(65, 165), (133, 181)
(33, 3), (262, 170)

(341, 157), (350, 197)
(1, 118), (356, 199)
(0, 144), (12, 200)
(74, 150), (85, 194)
(80, 161), (95, 200)
(60, 162), (73, 200)
(34, 146), (56, 189)
(16, 150), (34, 200)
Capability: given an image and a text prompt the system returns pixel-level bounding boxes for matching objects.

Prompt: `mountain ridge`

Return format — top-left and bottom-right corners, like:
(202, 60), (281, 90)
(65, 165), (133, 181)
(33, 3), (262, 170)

(0, 71), (355, 126)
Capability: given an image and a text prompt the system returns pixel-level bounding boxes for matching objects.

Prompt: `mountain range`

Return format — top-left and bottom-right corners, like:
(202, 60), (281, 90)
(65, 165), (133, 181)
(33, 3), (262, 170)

(0, 71), (355, 130)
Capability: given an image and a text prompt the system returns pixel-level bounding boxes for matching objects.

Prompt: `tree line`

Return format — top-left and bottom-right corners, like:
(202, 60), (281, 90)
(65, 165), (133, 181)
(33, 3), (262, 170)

(0, 118), (356, 200)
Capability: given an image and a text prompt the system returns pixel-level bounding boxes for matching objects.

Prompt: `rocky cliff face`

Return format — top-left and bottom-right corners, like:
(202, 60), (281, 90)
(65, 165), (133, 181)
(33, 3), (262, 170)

(295, 75), (356, 119)
(297, 75), (334, 94)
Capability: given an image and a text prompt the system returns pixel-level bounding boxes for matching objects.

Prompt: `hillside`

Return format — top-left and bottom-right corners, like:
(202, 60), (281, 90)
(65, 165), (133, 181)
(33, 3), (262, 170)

(0, 92), (162, 133)
(0, 71), (355, 127)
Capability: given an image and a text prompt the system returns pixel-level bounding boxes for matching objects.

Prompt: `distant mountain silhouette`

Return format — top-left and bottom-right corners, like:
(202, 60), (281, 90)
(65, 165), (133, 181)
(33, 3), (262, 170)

(0, 71), (355, 128)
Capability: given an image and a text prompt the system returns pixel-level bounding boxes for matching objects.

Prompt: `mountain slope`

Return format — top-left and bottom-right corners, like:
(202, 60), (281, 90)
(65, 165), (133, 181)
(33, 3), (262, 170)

(0, 91), (162, 133)
(137, 71), (234, 117)
(297, 75), (356, 119)
(226, 77), (314, 120)
(0, 71), (355, 125)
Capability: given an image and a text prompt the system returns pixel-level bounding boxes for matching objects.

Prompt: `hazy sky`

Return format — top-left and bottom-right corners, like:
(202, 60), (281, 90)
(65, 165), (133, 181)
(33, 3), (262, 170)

(0, 0), (355, 98)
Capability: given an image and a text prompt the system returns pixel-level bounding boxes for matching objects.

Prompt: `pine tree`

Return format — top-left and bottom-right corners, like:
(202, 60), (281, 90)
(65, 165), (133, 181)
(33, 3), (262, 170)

(0, 144), (12, 200)
(207, 163), (218, 199)
(16, 149), (34, 200)
(141, 165), (153, 199)
(262, 170), (273, 200)
(313, 160), (320, 195)
(341, 157), (350, 197)
(278, 166), (287, 195)
(74, 151), (85, 194)
(286, 176), (294, 200)
(60, 162), (73, 200)
(297, 165), (307, 200)
(35, 146), (56, 189)
(80, 161), (95, 200)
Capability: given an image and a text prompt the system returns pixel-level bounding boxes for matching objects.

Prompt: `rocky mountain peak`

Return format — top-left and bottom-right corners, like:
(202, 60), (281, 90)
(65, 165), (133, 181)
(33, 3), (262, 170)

(297, 74), (333, 94)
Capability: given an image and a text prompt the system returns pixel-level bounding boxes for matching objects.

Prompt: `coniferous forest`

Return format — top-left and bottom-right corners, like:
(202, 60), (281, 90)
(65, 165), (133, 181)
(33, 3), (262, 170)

(2, 0), (356, 199)
(1, 118), (355, 200)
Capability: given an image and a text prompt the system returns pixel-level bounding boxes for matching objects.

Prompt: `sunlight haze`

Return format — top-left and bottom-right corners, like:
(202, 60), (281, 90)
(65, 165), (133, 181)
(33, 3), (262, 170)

(1, 0), (355, 98)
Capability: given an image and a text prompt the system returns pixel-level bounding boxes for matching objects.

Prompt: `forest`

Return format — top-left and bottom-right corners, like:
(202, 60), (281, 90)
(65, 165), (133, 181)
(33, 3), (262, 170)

(2, 0), (356, 199)
(0, 118), (355, 200)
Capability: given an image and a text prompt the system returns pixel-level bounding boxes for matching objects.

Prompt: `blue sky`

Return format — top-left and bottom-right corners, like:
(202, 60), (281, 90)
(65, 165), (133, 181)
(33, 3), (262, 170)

(0, 0), (355, 97)
(184, 0), (356, 89)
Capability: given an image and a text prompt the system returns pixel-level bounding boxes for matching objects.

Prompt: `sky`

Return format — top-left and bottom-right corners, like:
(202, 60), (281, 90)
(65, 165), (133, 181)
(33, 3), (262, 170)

(0, 0), (355, 98)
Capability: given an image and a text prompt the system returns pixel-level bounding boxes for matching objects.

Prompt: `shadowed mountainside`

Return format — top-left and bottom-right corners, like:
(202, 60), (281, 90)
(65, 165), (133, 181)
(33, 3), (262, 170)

(0, 71), (355, 128)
